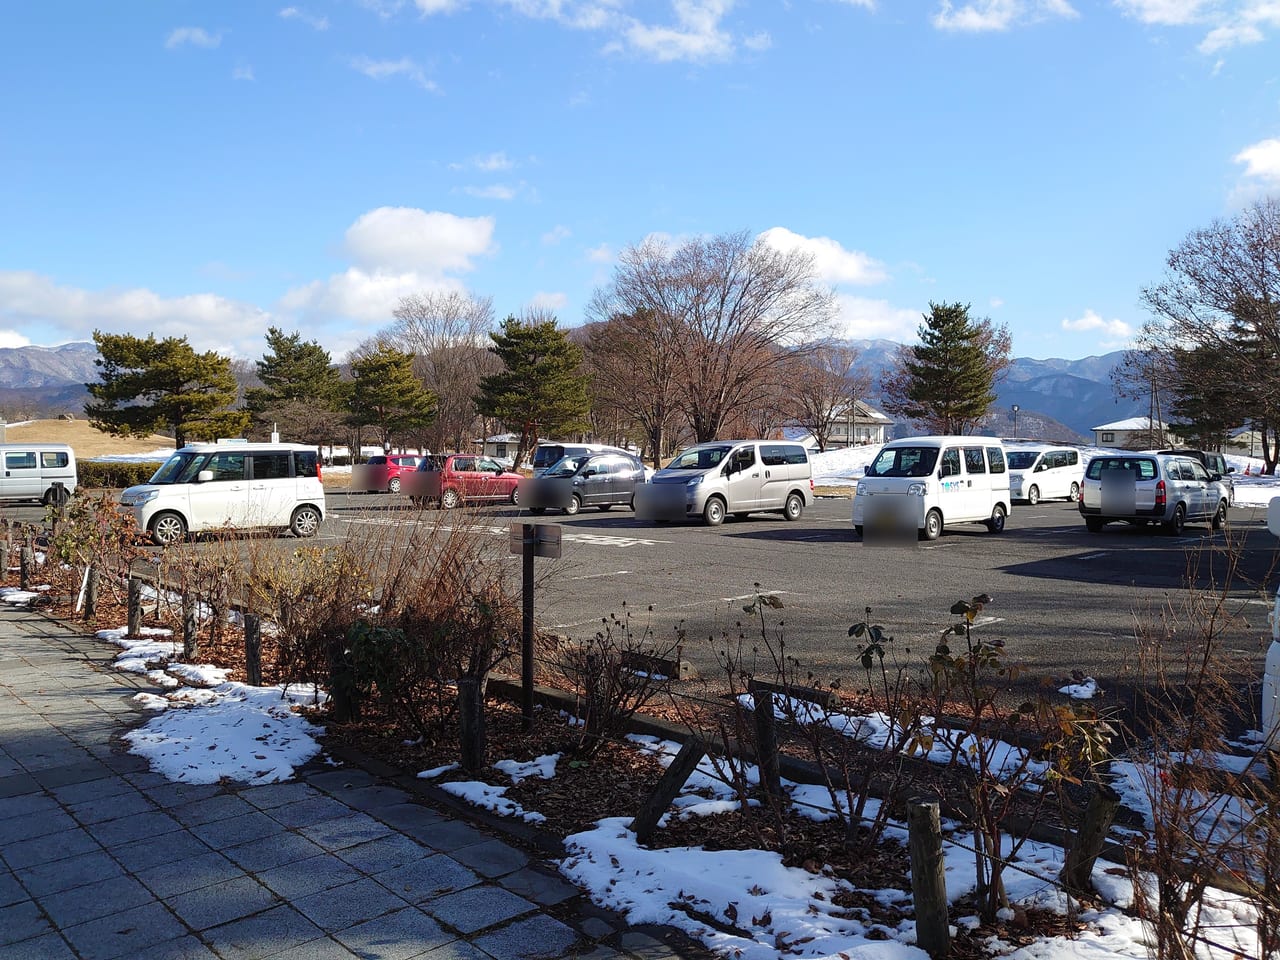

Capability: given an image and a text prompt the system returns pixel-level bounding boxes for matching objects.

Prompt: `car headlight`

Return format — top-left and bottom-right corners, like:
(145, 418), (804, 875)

(907, 482), (928, 496)
(855, 481), (866, 496)
(685, 476), (703, 487)
(123, 489), (159, 506)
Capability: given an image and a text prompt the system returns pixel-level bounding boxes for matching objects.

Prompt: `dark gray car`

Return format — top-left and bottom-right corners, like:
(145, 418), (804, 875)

(523, 453), (646, 515)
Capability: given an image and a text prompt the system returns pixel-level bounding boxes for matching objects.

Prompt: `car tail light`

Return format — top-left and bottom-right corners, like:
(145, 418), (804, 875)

(317, 461), (323, 482)
(1155, 479), (1165, 510)
(809, 477), (814, 492)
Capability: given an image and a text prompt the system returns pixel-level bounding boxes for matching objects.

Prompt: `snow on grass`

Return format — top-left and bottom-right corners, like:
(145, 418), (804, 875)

(439, 781), (547, 823)
(1058, 677), (1099, 699)
(495, 753), (560, 783)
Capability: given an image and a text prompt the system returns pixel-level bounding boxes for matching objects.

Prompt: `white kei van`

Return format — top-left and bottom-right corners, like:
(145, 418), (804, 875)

(852, 436), (1010, 541)
(636, 440), (812, 525)
(120, 442), (325, 545)
(0, 443), (77, 504)
(1005, 445), (1084, 504)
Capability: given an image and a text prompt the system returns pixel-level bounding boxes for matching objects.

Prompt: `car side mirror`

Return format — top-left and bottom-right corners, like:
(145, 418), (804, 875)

(1210, 472), (1222, 481)
(1226, 467), (1236, 474)
(196, 470), (213, 483)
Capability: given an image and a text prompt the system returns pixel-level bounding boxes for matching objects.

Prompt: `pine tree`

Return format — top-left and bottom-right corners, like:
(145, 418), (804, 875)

(245, 327), (347, 443)
(881, 302), (1011, 435)
(476, 314), (591, 467)
(346, 344), (437, 451)
(85, 331), (249, 447)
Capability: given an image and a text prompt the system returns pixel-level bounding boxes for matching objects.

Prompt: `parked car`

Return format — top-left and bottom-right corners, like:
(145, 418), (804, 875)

(635, 440), (812, 526)
(531, 441), (632, 476)
(0, 443), (77, 505)
(119, 442), (325, 545)
(404, 454), (522, 508)
(1005, 445), (1084, 504)
(1078, 452), (1229, 534)
(852, 436), (1010, 541)
(521, 452), (646, 515)
(352, 454), (420, 494)
(1153, 449), (1235, 506)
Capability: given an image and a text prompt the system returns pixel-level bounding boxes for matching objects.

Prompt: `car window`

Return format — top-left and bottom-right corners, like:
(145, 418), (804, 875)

(294, 452), (318, 478)
(987, 447), (1006, 474)
(5, 452), (36, 470)
(962, 447), (986, 474)
(1187, 460), (1211, 482)
(41, 451), (69, 468)
(478, 458), (502, 472)
(729, 446), (756, 472)
(1006, 451), (1038, 470)
(206, 452), (246, 481)
(453, 457), (476, 472)
(1064, 450), (1079, 466)
(939, 448), (960, 477)
(250, 453), (291, 480)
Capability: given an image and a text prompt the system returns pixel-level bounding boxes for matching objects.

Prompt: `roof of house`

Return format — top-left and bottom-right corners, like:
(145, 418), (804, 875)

(1091, 417), (1167, 432)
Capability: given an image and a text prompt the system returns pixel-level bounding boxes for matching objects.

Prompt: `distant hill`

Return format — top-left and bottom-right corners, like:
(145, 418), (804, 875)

(0, 342), (97, 420)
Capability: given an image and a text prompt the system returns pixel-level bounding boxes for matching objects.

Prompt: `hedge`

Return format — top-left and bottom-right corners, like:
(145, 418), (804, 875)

(78, 461), (164, 489)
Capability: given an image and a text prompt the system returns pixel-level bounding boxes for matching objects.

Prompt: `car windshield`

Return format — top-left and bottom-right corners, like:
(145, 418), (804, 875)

(866, 446), (939, 478)
(1006, 452), (1040, 469)
(149, 452), (209, 484)
(667, 445), (731, 470)
(543, 456), (585, 478)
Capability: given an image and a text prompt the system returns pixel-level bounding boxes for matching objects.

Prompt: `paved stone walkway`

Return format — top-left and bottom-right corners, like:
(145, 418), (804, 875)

(0, 607), (698, 960)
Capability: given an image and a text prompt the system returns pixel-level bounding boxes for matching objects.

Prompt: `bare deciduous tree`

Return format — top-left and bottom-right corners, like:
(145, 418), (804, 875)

(788, 343), (874, 451)
(592, 230), (837, 444)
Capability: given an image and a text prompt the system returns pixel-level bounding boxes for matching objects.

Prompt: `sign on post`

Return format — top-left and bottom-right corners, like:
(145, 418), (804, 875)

(509, 523), (562, 559)
(511, 523), (563, 730)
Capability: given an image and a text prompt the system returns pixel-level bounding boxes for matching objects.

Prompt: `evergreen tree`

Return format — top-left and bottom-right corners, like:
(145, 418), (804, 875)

(245, 327), (347, 443)
(85, 331), (249, 448)
(346, 343), (437, 451)
(880, 302), (1011, 435)
(476, 313), (591, 467)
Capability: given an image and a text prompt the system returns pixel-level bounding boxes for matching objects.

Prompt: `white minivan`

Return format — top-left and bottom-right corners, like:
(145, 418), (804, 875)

(120, 442), (325, 545)
(852, 436), (1010, 541)
(1005, 445), (1084, 504)
(636, 440), (812, 525)
(0, 443), (77, 505)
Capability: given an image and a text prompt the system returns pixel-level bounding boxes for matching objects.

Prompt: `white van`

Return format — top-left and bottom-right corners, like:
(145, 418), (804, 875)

(120, 442), (325, 545)
(1005, 445), (1084, 504)
(636, 440), (812, 525)
(531, 441), (632, 476)
(852, 436), (1010, 541)
(0, 443), (77, 504)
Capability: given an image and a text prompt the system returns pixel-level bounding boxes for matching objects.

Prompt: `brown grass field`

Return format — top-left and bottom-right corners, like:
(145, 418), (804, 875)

(2, 419), (176, 459)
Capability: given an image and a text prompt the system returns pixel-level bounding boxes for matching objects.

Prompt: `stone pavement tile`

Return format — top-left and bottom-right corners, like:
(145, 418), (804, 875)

(136, 849), (247, 898)
(129, 934), (223, 959)
(69, 788), (157, 825)
(3, 932), (78, 959)
(448, 838), (529, 878)
(404, 817), (491, 853)
(306, 768), (379, 792)
(292, 876), (415, 933)
(0, 790), (59, 820)
(110, 829), (212, 872)
(419, 941), (494, 960)
(138, 780), (225, 810)
(471, 913), (580, 960)
(0, 866), (26, 907)
(0, 804), (77, 843)
(333, 904), (456, 960)
(494, 866), (581, 907)
(33, 759), (113, 789)
(373, 802), (448, 840)
(102, 753), (152, 776)
(16, 848), (126, 897)
(373, 852), (481, 904)
(42, 873), (156, 928)
(265, 935), (362, 959)
(237, 781), (320, 811)
(579, 916), (616, 940)
(616, 931), (683, 959)
(300, 811), (394, 851)
(426, 885), (537, 935)
(165, 875), (282, 931)
(0, 772), (40, 798)
(0, 898), (53, 947)
(62, 900), (188, 960)
(267, 794), (355, 828)
(328, 783), (413, 811)
(201, 904), (326, 960)
(92, 808), (184, 847)
(257, 853), (365, 900)
(571, 947), (624, 960)
(2, 825), (100, 869)
(222, 830), (327, 873)
(337, 833), (432, 876)
(51, 773), (134, 805)
(170, 792), (259, 827)
(189, 810), (282, 849)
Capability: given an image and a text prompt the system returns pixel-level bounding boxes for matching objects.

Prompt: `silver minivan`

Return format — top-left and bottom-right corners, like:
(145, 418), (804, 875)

(0, 443), (77, 505)
(1078, 452), (1229, 534)
(635, 440), (812, 525)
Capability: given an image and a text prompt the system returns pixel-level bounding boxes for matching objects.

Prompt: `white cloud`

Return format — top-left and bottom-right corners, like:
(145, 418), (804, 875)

(625, 0), (735, 62)
(348, 56), (440, 92)
(541, 225), (572, 245)
(932, 0), (1077, 31)
(462, 184), (519, 200)
(232, 64), (255, 81)
(0, 270), (271, 354)
(758, 227), (888, 286)
(1198, 22), (1264, 50)
(528, 291), (568, 311)
(279, 6), (330, 29)
(165, 26), (222, 49)
(451, 151), (515, 172)
(586, 243), (615, 263)
(833, 295), (922, 342)
(1061, 309), (1135, 342)
(0, 330), (32, 349)
(1117, 0), (1280, 52)
(415, 0), (464, 12)
(1234, 137), (1280, 186)
(1113, 0), (1211, 25)
(280, 269), (463, 325)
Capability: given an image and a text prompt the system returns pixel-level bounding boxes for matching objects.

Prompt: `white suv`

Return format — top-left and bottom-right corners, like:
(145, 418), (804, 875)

(1078, 452), (1228, 535)
(121, 442), (325, 545)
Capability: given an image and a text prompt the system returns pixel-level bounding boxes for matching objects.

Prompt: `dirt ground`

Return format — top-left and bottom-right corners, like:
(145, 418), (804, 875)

(2, 419), (176, 459)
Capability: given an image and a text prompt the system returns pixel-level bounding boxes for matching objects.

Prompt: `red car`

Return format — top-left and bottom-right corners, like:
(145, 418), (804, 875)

(405, 454), (522, 508)
(356, 454), (421, 493)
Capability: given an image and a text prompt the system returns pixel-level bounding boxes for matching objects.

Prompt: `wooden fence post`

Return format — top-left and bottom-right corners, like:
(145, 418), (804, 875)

(83, 565), (98, 621)
(243, 614), (262, 687)
(182, 595), (198, 660)
(1060, 783), (1121, 893)
(127, 577), (142, 637)
(631, 738), (706, 845)
(749, 682), (782, 798)
(19, 545), (32, 591)
(909, 800), (950, 958)
(458, 677), (486, 772)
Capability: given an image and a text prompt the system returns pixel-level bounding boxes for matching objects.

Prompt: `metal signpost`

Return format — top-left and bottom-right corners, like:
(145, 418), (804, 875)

(509, 523), (562, 729)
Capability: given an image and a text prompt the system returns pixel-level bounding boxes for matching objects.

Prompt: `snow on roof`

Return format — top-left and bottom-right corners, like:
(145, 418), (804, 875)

(1091, 417), (1166, 431)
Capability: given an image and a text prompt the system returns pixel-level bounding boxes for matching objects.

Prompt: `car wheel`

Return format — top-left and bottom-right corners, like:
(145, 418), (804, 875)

(1069, 482), (1080, 502)
(441, 488), (461, 509)
(1163, 502), (1186, 536)
(783, 492), (804, 521)
(1027, 485), (1040, 506)
(1211, 499), (1227, 530)
(1085, 517), (1104, 532)
(388, 477), (401, 494)
(564, 494), (581, 516)
(986, 504), (1007, 534)
(290, 505), (322, 538)
(509, 486), (520, 506)
(920, 508), (943, 541)
(703, 497), (726, 526)
(149, 511), (188, 546)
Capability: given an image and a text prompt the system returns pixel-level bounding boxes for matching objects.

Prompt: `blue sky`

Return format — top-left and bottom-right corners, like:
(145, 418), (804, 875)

(3, 1), (1278, 363)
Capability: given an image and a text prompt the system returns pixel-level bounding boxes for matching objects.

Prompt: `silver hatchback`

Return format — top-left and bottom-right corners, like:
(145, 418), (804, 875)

(1078, 453), (1229, 534)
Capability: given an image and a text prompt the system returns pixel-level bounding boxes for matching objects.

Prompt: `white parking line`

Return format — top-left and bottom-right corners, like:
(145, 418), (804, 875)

(1076, 552), (1110, 561)
(568, 570), (631, 581)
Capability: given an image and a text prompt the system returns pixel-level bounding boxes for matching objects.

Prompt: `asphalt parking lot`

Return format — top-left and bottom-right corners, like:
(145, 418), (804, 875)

(326, 492), (1280, 705)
